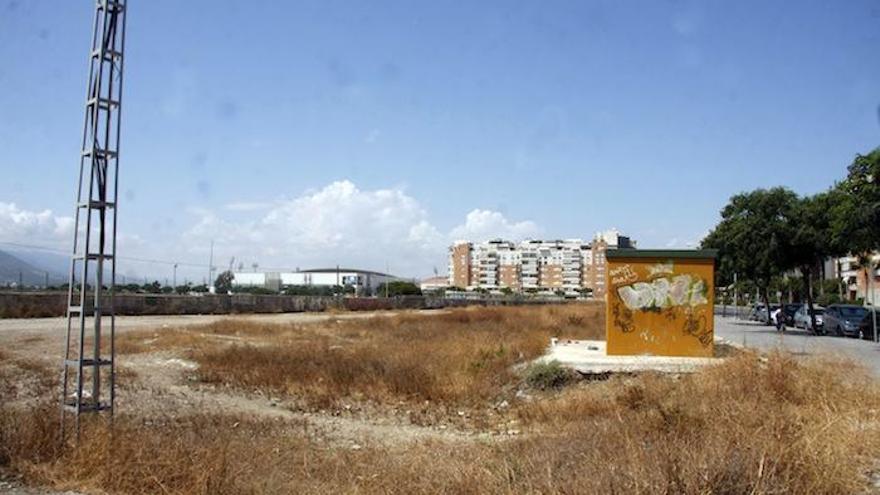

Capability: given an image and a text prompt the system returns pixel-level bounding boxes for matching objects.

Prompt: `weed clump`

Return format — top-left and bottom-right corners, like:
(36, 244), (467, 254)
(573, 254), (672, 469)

(525, 360), (575, 390)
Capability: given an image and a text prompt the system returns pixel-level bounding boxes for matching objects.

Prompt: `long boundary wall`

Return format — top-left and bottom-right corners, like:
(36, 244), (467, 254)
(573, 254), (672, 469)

(0, 292), (559, 318)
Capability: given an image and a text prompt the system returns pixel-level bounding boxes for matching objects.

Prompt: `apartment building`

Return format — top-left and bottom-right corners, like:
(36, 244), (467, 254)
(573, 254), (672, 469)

(448, 229), (634, 298)
(449, 241), (472, 288)
(826, 251), (880, 303)
(587, 229), (634, 299)
(588, 239), (607, 297)
(521, 239), (585, 293)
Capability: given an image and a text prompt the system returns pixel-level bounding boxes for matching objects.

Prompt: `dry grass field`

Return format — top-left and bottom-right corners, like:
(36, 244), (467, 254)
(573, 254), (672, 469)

(2, 304), (880, 494)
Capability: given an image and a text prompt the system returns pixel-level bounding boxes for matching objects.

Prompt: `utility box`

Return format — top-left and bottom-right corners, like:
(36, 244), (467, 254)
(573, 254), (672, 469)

(605, 249), (717, 357)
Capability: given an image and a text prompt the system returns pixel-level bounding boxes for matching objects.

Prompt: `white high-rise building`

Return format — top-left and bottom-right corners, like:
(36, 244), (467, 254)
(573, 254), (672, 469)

(448, 231), (634, 297)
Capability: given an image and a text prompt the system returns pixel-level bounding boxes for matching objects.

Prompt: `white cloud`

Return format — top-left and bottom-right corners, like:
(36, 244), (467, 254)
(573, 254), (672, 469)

(450, 209), (541, 241)
(224, 201), (272, 212)
(0, 202), (73, 245)
(176, 181), (540, 277)
(0, 185), (547, 278)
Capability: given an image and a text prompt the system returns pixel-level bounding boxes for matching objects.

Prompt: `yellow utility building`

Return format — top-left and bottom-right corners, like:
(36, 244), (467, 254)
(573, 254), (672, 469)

(605, 249), (717, 357)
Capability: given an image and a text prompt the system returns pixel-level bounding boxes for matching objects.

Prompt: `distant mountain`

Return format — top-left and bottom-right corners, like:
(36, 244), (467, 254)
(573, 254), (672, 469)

(0, 249), (67, 286)
(8, 248), (70, 279)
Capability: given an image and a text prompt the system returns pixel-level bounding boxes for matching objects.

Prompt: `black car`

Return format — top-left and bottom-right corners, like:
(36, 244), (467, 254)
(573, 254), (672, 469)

(824, 305), (876, 340)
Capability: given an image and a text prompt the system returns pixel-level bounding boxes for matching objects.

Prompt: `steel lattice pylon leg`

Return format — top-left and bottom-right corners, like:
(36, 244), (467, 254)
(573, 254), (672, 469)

(61, 0), (127, 441)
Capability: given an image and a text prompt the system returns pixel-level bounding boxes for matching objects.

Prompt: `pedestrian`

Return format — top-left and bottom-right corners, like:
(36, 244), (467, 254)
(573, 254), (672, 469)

(772, 306), (785, 332)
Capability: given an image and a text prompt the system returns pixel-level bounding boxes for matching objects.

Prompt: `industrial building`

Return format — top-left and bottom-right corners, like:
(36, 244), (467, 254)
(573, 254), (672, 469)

(233, 268), (401, 294)
(448, 229), (635, 298)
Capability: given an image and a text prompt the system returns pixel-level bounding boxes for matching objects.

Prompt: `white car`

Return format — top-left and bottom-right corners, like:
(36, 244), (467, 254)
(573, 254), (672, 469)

(793, 305), (824, 331)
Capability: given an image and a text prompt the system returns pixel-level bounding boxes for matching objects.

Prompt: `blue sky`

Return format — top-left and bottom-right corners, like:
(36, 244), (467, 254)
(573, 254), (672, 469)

(1, 0), (879, 280)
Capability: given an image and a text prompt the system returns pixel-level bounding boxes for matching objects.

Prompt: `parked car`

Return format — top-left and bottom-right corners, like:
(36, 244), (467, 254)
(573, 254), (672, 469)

(823, 305), (876, 340)
(793, 305), (824, 331)
(749, 304), (779, 323)
(747, 304), (764, 321)
(782, 303), (801, 326)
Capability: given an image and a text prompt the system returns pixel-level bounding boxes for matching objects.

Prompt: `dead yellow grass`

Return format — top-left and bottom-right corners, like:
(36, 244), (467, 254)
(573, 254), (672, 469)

(0, 354), (55, 400)
(113, 304), (604, 410)
(192, 304), (605, 408)
(4, 305), (880, 493)
(2, 352), (879, 494)
(516, 351), (880, 493)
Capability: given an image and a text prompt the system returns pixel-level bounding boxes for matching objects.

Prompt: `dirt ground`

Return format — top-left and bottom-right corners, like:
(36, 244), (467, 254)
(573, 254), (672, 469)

(0, 311), (416, 356)
(0, 310), (485, 450)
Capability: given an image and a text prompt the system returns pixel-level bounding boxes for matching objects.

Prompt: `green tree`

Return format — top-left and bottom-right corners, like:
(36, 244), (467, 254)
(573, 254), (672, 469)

(214, 270), (234, 294)
(376, 281), (422, 297)
(835, 148), (880, 252)
(789, 191), (845, 332)
(142, 281), (162, 294)
(702, 188), (799, 325)
(833, 148), (879, 337)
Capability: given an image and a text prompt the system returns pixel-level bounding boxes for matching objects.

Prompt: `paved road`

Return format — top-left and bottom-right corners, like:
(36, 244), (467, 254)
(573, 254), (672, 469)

(715, 315), (880, 376)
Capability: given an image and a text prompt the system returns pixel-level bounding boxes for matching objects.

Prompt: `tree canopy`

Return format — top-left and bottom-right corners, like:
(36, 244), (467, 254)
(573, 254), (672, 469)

(214, 270), (234, 294)
(836, 148), (880, 254)
(702, 187), (798, 288)
(702, 146), (879, 329)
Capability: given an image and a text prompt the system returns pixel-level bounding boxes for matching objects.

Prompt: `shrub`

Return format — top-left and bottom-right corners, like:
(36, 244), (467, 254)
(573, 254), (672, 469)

(525, 360), (575, 390)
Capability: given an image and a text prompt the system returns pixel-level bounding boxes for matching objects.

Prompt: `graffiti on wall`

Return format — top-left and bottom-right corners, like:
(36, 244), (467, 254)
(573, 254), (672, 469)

(610, 262), (712, 347)
(616, 274), (708, 311)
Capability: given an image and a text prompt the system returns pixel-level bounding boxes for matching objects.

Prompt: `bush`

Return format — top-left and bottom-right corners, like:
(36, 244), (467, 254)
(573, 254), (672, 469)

(816, 292), (844, 306)
(232, 286), (278, 295)
(525, 360), (575, 390)
(376, 281), (422, 297)
(283, 284), (353, 296)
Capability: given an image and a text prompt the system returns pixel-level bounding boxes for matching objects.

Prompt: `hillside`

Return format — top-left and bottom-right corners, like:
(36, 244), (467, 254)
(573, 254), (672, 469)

(0, 249), (64, 286)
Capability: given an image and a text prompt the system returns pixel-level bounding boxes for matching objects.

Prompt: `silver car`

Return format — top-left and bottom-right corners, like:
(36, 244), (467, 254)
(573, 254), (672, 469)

(793, 305), (824, 331)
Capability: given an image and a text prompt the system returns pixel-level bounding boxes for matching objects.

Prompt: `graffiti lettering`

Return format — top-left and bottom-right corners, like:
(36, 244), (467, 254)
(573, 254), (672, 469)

(683, 311), (712, 346)
(616, 274), (709, 311)
(611, 302), (635, 333)
(609, 264), (638, 286)
(648, 262), (674, 277)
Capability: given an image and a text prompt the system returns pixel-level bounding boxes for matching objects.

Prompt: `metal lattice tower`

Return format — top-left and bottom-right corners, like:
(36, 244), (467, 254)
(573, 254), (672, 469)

(61, 0), (127, 438)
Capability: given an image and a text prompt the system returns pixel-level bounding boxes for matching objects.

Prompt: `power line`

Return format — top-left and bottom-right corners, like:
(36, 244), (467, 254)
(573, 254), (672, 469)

(0, 240), (208, 268)
(0, 240), (351, 275)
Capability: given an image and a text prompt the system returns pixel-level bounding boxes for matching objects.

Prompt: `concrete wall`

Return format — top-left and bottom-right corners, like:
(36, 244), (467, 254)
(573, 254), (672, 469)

(0, 292), (554, 318)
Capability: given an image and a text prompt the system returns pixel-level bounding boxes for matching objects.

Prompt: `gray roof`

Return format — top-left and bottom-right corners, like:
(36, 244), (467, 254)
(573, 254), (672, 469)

(297, 268), (396, 277)
(606, 249), (718, 260)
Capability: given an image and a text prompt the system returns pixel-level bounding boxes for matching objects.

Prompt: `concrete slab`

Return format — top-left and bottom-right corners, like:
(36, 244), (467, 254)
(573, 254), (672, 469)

(538, 339), (721, 374)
